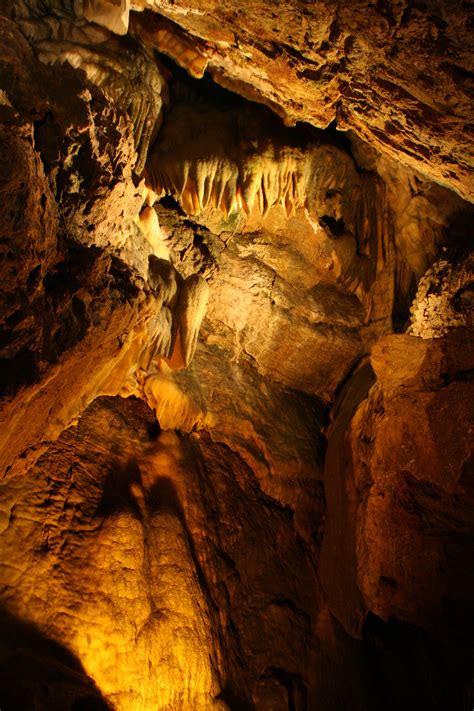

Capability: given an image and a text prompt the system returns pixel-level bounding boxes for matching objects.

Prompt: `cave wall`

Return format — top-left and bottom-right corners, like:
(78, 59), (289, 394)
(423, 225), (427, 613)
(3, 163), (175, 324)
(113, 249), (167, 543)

(0, 2), (473, 710)
(1, 392), (470, 710)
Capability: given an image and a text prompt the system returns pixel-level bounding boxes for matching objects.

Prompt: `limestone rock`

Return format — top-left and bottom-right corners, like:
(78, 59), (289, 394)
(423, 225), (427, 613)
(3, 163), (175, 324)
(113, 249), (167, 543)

(0, 19), (206, 478)
(0, 2), (473, 708)
(83, 0), (130, 35)
(3, 0), (167, 173)
(143, 360), (213, 431)
(0, 399), (224, 710)
(132, 0), (474, 200)
(409, 251), (474, 338)
(321, 330), (474, 639)
(0, 394), (469, 709)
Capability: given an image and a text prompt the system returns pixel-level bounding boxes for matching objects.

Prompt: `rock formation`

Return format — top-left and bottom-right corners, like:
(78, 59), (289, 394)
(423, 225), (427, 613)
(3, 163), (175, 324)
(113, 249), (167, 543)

(0, 1), (472, 710)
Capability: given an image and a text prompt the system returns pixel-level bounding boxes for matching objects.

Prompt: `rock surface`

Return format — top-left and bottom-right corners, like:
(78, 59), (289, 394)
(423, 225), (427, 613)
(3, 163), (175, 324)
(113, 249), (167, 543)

(1, 395), (470, 710)
(132, 0), (474, 201)
(0, 2), (473, 710)
(321, 330), (474, 640)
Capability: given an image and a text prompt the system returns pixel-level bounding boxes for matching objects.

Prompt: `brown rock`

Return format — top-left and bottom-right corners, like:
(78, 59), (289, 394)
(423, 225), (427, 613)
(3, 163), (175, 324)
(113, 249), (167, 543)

(0, 3), (473, 709)
(322, 330), (474, 637)
(133, 0), (474, 200)
(0, 17), (177, 477)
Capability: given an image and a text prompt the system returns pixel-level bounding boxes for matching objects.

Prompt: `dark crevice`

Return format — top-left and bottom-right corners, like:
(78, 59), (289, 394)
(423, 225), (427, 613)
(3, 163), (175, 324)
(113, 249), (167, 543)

(319, 215), (346, 237)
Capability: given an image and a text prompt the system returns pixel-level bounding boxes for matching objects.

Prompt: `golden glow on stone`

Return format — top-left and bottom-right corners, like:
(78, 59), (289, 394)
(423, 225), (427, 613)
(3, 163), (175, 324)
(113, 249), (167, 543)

(143, 360), (214, 432)
(131, 12), (209, 79)
(0, 430), (225, 710)
(145, 103), (360, 228)
(69, 506), (222, 710)
(83, 0), (130, 35)
(137, 204), (170, 260)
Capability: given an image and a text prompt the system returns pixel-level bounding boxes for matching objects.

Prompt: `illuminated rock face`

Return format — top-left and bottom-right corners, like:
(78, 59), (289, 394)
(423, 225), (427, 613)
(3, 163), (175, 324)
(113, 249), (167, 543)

(0, 2), (473, 710)
(132, 0), (473, 201)
(8, 0), (166, 172)
(146, 101), (362, 221)
(1, 384), (471, 709)
(0, 401), (224, 710)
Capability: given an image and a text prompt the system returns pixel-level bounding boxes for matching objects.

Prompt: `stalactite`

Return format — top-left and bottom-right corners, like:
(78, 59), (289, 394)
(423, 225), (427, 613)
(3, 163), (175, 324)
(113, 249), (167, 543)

(13, 0), (166, 174)
(143, 256), (210, 380)
(145, 99), (393, 307)
(83, 0), (130, 35)
(145, 102), (363, 222)
(169, 274), (210, 369)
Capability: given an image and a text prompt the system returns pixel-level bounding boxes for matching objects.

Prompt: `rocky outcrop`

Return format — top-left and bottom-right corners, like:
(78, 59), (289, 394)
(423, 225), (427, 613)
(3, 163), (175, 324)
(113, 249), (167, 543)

(409, 251), (474, 338)
(3, 0), (167, 173)
(0, 18), (208, 477)
(5, 0), (473, 199)
(131, 0), (473, 201)
(1, 394), (469, 710)
(0, 18), (146, 472)
(321, 330), (473, 642)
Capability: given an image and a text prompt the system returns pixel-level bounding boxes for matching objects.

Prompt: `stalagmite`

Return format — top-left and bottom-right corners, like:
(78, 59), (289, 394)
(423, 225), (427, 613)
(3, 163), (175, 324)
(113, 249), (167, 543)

(143, 361), (214, 432)
(1, 2), (472, 709)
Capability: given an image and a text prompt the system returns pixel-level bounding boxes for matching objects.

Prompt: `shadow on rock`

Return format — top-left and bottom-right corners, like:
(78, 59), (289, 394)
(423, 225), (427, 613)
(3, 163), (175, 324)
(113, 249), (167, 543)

(0, 607), (111, 711)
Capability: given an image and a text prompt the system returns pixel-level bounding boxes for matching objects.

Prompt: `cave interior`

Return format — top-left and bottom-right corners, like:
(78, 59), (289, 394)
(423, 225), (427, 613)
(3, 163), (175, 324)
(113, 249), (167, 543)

(0, 1), (473, 710)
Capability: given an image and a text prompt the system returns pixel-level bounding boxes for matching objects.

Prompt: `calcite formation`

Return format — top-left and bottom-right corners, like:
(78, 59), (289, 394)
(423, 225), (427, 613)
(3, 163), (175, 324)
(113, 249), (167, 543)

(146, 101), (361, 221)
(133, 0), (474, 202)
(143, 363), (213, 432)
(0, 1), (473, 710)
(10, 0), (166, 172)
(409, 251), (474, 338)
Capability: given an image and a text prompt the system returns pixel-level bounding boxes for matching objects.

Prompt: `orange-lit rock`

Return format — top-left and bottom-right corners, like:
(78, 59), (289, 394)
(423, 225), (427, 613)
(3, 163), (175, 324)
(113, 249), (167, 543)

(132, 0), (474, 201)
(0, 401), (225, 710)
(1, 391), (470, 708)
(359, 330), (473, 629)
(321, 330), (473, 638)
(0, 1), (473, 709)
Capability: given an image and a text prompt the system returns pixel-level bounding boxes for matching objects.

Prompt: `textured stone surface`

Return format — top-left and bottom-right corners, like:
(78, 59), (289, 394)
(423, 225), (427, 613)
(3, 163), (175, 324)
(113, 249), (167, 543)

(0, 18), (150, 473)
(409, 251), (474, 338)
(132, 0), (474, 200)
(1, 395), (469, 710)
(0, 17), (207, 479)
(0, 399), (224, 710)
(321, 330), (474, 641)
(359, 330), (474, 632)
(0, 2), (473, 709)
(1, 0), (167, 173)
(192, 343), (326, 542)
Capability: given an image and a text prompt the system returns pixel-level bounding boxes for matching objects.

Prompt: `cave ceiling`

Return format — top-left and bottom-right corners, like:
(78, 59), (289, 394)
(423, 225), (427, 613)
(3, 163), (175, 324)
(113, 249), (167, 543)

(0, 1), (473, 710)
